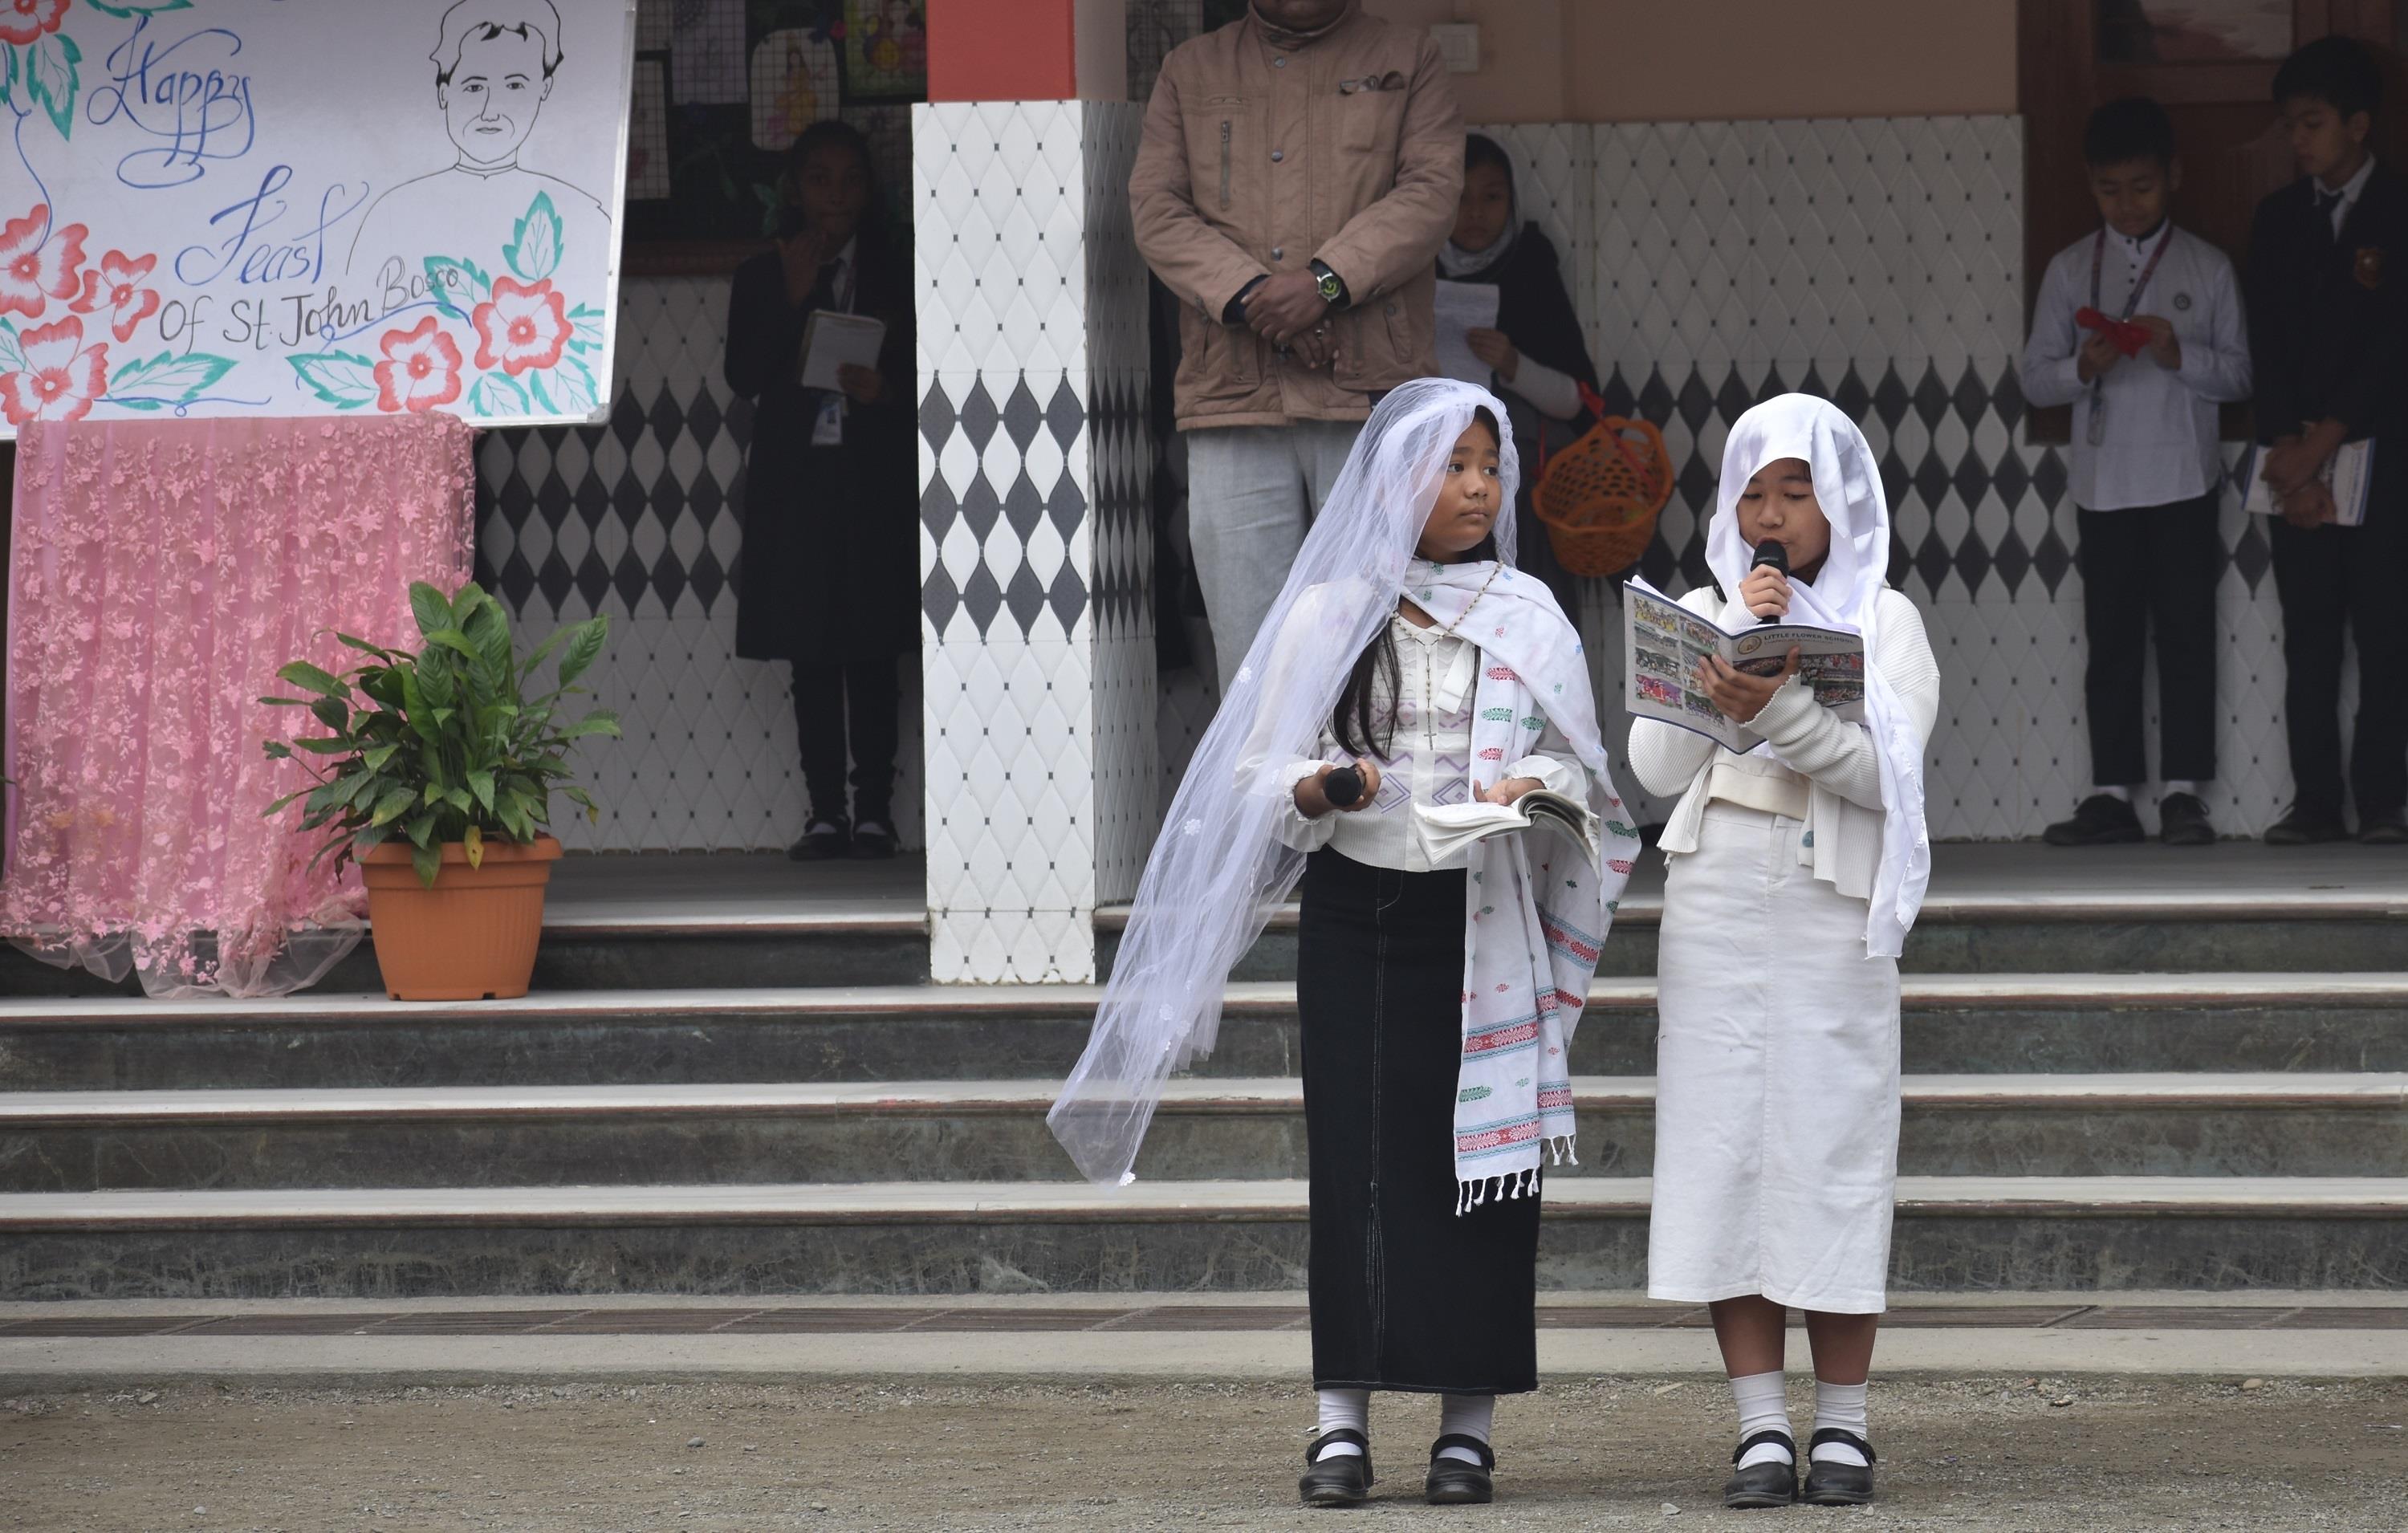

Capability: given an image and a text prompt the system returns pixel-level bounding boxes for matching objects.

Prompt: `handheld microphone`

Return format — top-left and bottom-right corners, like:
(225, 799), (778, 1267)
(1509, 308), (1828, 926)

(1324, 766), (1364, 808)
(1749, 539), (1788, 625)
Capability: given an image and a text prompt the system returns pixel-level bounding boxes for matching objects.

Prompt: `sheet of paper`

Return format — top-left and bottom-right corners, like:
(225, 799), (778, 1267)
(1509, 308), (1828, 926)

(1433, 280), (1502, 386)
(799, 312), (889, 392)
(2239, 438), (2374, 527)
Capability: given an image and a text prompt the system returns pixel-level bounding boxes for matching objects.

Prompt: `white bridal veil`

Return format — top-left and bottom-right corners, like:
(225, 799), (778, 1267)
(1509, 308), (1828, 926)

(1049, 379), (1546, 1185)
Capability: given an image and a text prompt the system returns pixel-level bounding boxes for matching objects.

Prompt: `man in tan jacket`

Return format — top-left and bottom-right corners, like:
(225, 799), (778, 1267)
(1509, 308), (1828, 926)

(1132, 0), (1462, 690)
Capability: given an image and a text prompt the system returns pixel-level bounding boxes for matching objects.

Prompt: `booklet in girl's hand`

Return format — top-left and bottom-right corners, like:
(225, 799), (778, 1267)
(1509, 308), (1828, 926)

(1622, 575), (1868, 753)
(1414, 791), (1601, 869)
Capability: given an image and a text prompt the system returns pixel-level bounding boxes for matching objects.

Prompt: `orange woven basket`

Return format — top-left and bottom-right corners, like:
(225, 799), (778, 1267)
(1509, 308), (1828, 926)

(1531, 395), (1674, 578)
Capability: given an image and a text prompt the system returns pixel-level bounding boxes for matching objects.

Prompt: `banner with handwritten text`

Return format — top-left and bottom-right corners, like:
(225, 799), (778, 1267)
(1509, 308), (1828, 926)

(0, 0), (634, 433)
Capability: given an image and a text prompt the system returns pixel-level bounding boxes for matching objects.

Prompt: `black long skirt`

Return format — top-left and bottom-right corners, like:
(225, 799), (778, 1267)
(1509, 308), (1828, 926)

(1297, 849), (1543, 1396)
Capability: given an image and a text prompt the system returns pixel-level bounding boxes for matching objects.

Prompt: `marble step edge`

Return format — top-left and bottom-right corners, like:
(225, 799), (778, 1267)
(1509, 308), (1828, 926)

(6, 1072), (2406, 1125)
(1096, 888), (2408, 930)
(6, 1177), (2407, 1230)
(9, 973), (2408, 1027)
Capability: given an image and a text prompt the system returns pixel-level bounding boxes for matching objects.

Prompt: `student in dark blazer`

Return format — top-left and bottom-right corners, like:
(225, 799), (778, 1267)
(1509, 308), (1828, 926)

(2245, 36), (2408, 845)
(726, 122), (918, 861)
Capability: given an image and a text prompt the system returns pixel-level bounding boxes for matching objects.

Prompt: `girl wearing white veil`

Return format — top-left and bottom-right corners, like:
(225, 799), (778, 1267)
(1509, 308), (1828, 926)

(1628, 395), (1941, 1510)
(1051, 379), (1642, 1508)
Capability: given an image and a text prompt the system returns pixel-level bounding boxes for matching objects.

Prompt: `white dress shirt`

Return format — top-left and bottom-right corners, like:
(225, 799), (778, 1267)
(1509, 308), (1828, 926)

(2020, 222), (2252, 510)
(1278, 616), (1582, 872)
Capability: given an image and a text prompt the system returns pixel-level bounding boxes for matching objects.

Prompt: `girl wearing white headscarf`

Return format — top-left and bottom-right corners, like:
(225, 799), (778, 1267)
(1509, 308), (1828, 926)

(1051, 379), (1642, 1509)
(1627, 395), (1940, 1511)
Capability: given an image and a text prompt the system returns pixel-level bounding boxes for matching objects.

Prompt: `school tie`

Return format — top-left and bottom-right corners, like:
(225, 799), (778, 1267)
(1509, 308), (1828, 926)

(810, 259), (842, 311)
(2316, 185), (2343, 240)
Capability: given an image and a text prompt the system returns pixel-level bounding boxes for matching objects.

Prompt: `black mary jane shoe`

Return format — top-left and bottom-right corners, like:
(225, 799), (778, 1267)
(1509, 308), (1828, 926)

(849, 819), (898, 860)
(1299, 1429), (1373, 1508)
(1800, 1428), (1877, 1507)
(1423, 1433), (1495, 1506)
(1720, 1429), (1799, 1510)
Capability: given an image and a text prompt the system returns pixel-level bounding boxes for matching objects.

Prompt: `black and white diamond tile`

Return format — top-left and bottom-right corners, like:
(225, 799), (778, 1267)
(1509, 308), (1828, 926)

(915, 100), (1153, 982)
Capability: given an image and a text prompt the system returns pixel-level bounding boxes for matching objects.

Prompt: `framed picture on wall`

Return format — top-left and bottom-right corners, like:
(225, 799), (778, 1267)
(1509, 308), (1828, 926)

(2098, 1), (2293, 64)
(840, 0), (927, 102)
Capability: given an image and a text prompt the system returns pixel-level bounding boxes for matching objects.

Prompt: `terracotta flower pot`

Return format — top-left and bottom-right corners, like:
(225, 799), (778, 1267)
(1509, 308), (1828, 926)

(360, 836), (563, 1000)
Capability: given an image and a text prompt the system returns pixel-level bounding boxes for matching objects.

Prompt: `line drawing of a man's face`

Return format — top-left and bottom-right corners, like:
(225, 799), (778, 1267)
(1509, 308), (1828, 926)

(432, 2), (564, 169)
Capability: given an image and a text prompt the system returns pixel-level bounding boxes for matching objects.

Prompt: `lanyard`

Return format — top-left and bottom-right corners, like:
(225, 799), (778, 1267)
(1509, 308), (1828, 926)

(2089, 224), (2170, 319)
(2085, 226), (2172, 445)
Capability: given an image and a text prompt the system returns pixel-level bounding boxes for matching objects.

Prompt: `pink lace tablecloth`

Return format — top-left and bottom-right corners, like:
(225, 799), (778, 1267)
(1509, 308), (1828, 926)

(2, 415), (475, 996)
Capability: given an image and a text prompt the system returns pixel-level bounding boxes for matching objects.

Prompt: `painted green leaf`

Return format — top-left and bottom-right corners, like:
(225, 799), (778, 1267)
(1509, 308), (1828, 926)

(28, 34), (77, 139)
(503, 193), (562, 283)
(0, 316), (25, 376)
(108, 350), (237, 405)
(87, 1), (197, 17)
(547, 356), (600, 418)
(288, 352), (377, 409)
(566, 303), (604, 354)
(1, 41), (16, 110)
(422, 256), (494, 318)
(468, 369), (528, 418)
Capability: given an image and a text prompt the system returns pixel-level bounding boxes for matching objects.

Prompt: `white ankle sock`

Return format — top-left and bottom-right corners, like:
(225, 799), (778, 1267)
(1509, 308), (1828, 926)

(1730, 1370), (1793, 1468)
(1810, 1379), (1869, 1466)
(2162, 780), (2199, 799)
(2095, 784), (2133, 803)
(1436, 1394), (1493, 1465)
(1314, 1389), (1369, 1460)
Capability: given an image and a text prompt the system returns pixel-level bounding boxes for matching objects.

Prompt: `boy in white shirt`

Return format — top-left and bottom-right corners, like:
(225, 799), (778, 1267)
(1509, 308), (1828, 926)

(2022, 97), (2252, 847)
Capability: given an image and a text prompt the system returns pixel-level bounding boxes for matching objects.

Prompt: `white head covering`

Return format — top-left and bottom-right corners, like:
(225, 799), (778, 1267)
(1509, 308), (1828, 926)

(1049, 378), (1638, 1190)
(1707, 394), (1930, 958)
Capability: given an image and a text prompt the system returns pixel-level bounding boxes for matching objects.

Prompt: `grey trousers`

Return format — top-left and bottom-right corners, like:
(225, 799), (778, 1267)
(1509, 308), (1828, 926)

(1183, 420), (1364, 693)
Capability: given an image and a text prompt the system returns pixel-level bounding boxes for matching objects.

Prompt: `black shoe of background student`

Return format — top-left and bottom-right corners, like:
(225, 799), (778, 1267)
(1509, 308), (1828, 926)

(788, 817), (850, 862)
(1299, 1430), (1373, 1507)
(2042, 794), (2145, 848)
(1800, 1430), (1877, 1507)
(2361, 813), (2408, 847)
(1720, 1431), (1799, 1510)
(2264, 803), (2351, 846)
(1423, 1435), (1495, 1506)
(850, 819), (897, 860)
(2159, 791), (2216, 847)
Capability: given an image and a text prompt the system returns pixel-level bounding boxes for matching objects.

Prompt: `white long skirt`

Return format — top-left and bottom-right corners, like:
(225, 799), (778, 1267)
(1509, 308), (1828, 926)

(1646, 803), (1902, 1313)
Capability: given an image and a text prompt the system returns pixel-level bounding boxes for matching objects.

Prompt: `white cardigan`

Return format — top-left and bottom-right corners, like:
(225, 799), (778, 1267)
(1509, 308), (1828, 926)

(1627, 585), (1940, 901)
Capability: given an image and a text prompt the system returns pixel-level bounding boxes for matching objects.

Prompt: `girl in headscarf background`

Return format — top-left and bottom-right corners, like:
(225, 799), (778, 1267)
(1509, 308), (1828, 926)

(1445, 132), (1603, 602)
(1049, 380), (1642, 1510)
(1625, 396), (1940, 1511)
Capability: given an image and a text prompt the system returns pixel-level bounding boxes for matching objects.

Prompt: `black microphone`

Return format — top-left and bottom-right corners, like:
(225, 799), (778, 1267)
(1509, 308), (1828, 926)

(1750, 539), (1788, 624)
(1324, 766), (1364, 808)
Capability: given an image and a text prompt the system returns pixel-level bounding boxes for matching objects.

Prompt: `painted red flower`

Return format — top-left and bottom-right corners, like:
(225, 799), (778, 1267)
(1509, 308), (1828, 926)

(1, 315), (108, 425)
(0, 205), (85, 320)
(471, 276), (569, 376)
(373, 317), (464, 414)
(0, 0), (69, 47)
(71, 250), (161, 344)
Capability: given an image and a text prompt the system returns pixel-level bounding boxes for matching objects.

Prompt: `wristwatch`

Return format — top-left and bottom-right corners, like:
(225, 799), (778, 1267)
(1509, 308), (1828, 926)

(1310, 259), (1350, 310)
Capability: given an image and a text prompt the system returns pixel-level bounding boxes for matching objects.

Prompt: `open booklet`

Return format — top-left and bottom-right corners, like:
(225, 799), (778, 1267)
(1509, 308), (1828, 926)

(1622, 575), (1867, 753)
(2236, 438), (2373, 527)
(1414, 790), (1601, 870)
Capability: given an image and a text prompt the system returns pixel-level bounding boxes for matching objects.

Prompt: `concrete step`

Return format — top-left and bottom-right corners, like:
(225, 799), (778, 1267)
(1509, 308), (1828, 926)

(8, 974), (2408, 1092)
(1103, 873), (2408, 979)
(4, 1073), (2403, 1193)
(6, 1176), (2405, 1299)
(0, 911), (933, 999)
(9, 1292), (2407, 1384)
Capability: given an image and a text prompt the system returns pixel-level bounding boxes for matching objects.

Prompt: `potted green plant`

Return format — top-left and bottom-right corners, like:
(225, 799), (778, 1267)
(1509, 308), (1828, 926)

(262, 580), (619, 1000)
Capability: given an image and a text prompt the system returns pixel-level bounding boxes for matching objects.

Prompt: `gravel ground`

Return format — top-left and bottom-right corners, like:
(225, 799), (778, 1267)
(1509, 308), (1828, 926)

(2, 1376), (2404, 1531)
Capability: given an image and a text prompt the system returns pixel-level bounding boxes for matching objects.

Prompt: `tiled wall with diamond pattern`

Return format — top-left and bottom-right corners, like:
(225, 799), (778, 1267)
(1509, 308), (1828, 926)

(477, 276), (923, 856)
(914, 100), (1153, 982)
